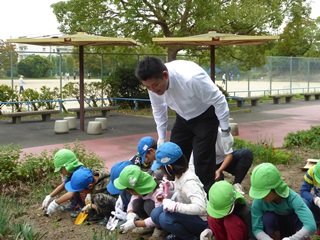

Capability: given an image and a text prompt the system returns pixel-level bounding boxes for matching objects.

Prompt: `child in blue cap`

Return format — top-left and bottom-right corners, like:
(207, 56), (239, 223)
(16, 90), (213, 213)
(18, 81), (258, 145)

(43, 149), (85, 216)
(65, 167), (117, 223)
(150, 142), (208, 240)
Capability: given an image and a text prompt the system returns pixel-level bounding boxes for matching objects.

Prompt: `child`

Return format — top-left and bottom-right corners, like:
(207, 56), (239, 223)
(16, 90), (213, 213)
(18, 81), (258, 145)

(113, 165), (166, 238)
(65, 167), (117, 222)
(150, 142), (208, 240)
(250, 163), (316, 240)
(201, 180), (254, 240)
(43, 149), (85, 216)
(137, 136), (157, 165)
(300, 160), (320, 226)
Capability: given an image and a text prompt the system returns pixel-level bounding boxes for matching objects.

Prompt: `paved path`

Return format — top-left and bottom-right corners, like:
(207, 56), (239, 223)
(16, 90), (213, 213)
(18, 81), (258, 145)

(1, 98), (319, 170)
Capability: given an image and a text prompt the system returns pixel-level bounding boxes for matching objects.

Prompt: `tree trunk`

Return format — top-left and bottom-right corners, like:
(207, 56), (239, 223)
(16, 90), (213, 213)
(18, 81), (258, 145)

(167, 47), (181, 62)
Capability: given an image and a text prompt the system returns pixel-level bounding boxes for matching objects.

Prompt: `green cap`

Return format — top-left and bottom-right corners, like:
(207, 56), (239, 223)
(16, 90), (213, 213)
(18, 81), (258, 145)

(249, 163), (289, 199)
(313, 161), (320, 183)
(207, 181), (245, 219)
(53, 149), (83, 173)
(113, 165), (157, 195)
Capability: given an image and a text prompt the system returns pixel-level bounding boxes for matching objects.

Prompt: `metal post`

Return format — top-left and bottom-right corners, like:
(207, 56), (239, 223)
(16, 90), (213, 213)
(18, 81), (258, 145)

(248, 70), (251, 97)
(307, 58), (310, 92)
(59, 50), (62, 112)
(269, 57), (272, 95)
(290, 57), (292, 94)
(101, 53), (104, 106)
(210, 46), (215, 82)
(10, 50), (14, 112)
(79, 46), (85, 131)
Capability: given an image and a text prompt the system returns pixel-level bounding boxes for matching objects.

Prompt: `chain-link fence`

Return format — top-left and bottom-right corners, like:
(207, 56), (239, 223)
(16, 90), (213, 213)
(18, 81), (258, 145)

(1, 51), (320, 99)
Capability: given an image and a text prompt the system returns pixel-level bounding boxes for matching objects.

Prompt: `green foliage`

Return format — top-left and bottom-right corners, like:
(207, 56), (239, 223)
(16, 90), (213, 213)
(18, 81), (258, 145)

(284, 126), (320, 149)
(105, 62), (149, 109)
(10, 222), (47, 240)
(0, 195), (12, 237)
(51, 0), (299, 62)
(0, 141), (104, 194)
(233, 137), (292, 165)
(0, 41), (18, 77)
(17, 55), (53, 78)
(0, 144), (21, 185)
(0, 84), (15, 102)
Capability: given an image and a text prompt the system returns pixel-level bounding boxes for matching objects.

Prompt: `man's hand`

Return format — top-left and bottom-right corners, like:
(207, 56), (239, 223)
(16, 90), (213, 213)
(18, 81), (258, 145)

(46, 200), (60, 216)
(314, 197), (320, 208)
(157, 138), (166, 148)
(163, 199), (179, 212)
(221, 131), (234, 152)
(200, 229), (213, 240)
(42, 195), (54, 209)
(120, 218), (135, 233)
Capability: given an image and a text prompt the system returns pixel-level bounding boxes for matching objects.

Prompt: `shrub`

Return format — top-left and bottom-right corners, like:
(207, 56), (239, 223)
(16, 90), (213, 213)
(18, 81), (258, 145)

(284, 126), (320, 149)
(233, 137), (292, 165)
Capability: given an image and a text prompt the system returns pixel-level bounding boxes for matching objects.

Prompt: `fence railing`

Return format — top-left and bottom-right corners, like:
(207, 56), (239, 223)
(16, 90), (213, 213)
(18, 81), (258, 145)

(0, 97), (151, 113)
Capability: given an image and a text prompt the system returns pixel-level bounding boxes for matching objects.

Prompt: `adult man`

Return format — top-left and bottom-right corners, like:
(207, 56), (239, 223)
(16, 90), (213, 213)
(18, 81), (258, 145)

(19, 75), (26, 94)
(135, 57), (233, 193)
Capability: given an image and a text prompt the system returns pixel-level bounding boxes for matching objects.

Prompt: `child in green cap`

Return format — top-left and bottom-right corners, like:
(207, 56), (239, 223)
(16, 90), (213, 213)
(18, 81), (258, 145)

(200, 180), (254, 240)
(42, 149), (85, 216)
(250, 163), (316, 240)
(113, 165), (167, 238)
(150, 142), (208, 240)
(300, 160), (320, 228)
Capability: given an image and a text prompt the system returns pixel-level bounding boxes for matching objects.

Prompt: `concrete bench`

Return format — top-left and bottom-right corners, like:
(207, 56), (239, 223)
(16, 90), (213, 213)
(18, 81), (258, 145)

(228, 96), (260, 107)
(269, 94), (295, 104)
(68, 106), (117, 119)
(1, 110), (60, 124)
(301, 92), (320, 101)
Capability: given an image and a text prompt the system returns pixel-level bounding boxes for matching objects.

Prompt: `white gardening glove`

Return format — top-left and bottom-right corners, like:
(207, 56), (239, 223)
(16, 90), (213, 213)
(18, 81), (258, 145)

(157, 138), (166, 148)
(46, 200), (60, 216)
(200, 229), (213, 240)
(163, 199), (179, 212)
(111, 208), (127, 221)
(82, 203), (92, 212)
(221, 131), (234, 152)
(85, 193), (91, 204)
(126, 212), (137, 221)
(42, 195), (54, 209)
(115, 196), (124, 211)
(282, 238), (290, 240)
(120, 218), (136, 233)
(314, 197), (320, 208)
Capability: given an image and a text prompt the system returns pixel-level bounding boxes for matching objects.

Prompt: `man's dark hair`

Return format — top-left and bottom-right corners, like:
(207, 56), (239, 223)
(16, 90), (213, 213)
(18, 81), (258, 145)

(135, 56), (167, 81)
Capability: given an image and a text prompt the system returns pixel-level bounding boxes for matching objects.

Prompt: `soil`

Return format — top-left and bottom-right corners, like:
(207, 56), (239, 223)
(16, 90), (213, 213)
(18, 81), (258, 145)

(12, 147), (314, 240)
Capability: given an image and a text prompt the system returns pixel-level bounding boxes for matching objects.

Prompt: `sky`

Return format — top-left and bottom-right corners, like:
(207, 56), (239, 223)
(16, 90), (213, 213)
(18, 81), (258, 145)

(0, 0), (319, 41)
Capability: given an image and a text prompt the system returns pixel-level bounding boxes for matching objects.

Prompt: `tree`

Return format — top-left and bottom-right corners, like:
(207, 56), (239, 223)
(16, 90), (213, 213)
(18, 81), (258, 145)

(51, 0), (311, 66)
(269, 2), (319, 57)
(0, 40), (18, 77)
(17, 55), (53, 78)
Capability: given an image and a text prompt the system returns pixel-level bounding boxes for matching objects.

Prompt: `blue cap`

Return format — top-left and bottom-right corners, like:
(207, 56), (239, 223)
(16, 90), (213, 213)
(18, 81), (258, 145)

(107, 160), (133, 194)
(65, 168), (93, 192)
(151, 142), (183, 171)
(137, 136), (156, 164)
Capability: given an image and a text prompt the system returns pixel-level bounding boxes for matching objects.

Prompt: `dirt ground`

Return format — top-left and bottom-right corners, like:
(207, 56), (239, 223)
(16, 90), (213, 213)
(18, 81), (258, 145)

(13, 160), (310, 240)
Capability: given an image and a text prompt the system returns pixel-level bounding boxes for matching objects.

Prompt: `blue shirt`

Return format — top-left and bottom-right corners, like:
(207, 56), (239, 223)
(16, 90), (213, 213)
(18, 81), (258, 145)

(300, 166), (320, 204)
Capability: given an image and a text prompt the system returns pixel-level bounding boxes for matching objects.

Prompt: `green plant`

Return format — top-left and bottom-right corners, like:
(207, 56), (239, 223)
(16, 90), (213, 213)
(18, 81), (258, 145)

(0, 144), (21, 186)
(283, 126), (320, 149)
(233, 137), (292, 165)
(0, 195), (12, 237)
(10, 222), (47, 240)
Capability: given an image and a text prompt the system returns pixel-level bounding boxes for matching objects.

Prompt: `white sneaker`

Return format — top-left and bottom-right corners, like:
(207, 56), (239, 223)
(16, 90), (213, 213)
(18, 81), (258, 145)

(233, 183), (245, 194)
(148, 228), (168, 240)
(132, 227), (154, 235)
